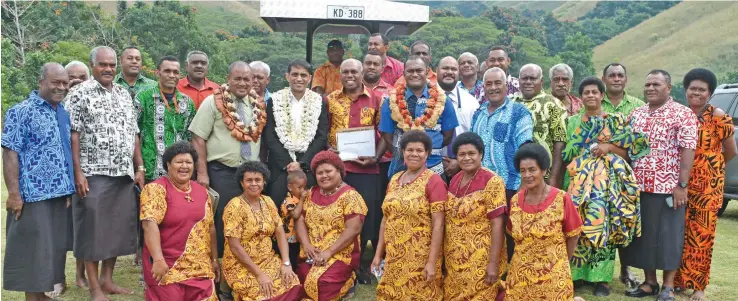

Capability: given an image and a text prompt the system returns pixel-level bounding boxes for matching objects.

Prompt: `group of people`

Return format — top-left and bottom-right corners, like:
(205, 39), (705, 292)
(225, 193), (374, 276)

(3, 31), (734, 301)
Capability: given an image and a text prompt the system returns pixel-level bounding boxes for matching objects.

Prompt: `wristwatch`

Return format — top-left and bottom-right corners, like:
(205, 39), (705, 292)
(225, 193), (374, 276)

(678, 181), (688, 188)
(283, 261), (291, 267)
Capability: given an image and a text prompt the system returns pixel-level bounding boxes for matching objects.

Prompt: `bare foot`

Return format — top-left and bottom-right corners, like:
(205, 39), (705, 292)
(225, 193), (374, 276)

(133, 249), (142, 266)
(90, 288), (110, 301)
(100, 281), (135, 295)
(45, 283), (66, 298)
(691, 290), (706, 301)
(76, 277), (89, 289)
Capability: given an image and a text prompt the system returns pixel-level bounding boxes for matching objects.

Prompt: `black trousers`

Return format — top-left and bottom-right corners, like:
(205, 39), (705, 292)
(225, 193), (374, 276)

(208, 161), (243, 258)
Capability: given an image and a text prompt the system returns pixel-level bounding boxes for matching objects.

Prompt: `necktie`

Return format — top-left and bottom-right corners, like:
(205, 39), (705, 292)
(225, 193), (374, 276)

(446, 91), (457, 159)
(236, 100), (252, 160)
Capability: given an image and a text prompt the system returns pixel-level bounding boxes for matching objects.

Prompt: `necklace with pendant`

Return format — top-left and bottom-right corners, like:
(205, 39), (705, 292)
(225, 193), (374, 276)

(166, 176), (192, 202)
(320, 182), (344, 196)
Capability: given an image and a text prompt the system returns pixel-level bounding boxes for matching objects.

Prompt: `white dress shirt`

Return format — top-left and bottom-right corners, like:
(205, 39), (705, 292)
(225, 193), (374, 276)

(446, 85), (480, 136)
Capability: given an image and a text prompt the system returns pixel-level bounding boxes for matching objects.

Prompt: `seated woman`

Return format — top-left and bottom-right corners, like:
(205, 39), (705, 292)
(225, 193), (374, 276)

(372, 130), (447, 301)
(504, 143), (583, 301)
(140, 141), (220, 301)
(563, 77), (649, 296)
(294, 150), (367, 300)
(221, 161), (303, 301)
(444, 132), (507, 301)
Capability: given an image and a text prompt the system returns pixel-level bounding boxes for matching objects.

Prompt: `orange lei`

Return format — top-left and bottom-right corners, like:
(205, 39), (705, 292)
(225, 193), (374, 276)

(213, 84), (267, 142)
(388, 81), (446, 131)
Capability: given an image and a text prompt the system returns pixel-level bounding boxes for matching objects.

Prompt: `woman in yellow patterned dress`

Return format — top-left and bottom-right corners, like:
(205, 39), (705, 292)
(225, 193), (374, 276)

(140, 141), (220, 301)
(505, 143), (583, 301)
(295, 150), (367, 301)
(371, 130), (447, 300)
(444, 132), (507, 301)
(221, 161), (303, 301)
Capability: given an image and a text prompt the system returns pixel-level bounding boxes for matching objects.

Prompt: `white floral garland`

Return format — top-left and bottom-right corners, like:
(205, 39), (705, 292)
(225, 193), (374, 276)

(272, 88), (322, 161)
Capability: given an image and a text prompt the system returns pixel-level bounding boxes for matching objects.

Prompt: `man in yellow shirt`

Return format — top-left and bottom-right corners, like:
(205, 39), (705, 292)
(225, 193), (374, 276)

(312, 39), (345, 96)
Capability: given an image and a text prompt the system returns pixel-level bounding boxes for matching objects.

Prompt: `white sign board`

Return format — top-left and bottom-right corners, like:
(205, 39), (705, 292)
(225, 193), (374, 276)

(327, 5), (365, 20)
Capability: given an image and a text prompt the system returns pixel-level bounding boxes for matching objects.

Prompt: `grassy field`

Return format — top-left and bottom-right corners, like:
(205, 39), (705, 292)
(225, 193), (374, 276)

(592, 1), (738, 96)
(2, 173), (738, 301)
(552, 0), (599, 21)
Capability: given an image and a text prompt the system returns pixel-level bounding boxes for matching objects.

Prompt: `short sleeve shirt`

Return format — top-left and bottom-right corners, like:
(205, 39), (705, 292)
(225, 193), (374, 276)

(628, 99), (698, 194)
(177, 77), (220, 110)
(379, 84), (459, 175)
(65, 79), (139, 179)
(312, 62), (342, 94)
(327, 87), (383, 174)
(188, 95), (261, 167)
(513, 91), (567, 160)
(381, 56), (405, 86)
(114, 73), (156, 99)
(2, 91), (75, 202)
(471, 99), (534, 190)
(602, 93), (645, 116)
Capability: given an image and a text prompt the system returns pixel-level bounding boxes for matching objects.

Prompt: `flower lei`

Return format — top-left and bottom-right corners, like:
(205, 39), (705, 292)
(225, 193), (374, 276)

(388, 81), (446, 131)
(213, 84), (267, 142)
(272, 88), (323, 161)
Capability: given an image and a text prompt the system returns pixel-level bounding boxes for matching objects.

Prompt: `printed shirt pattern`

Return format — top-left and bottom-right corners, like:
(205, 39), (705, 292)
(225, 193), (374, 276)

(477, 74), (521, 104)
(65, 79), (139, 179)
(513, 91), (567, 162)
(1, 91), (75, 202)
(471, 99), (534, 190)
(136, 86), (196, 181)
(327, 87), (382, 174)
(456, 80), (483, 100)
(381, 56), (405, 86)
(628, 99), (698, 194)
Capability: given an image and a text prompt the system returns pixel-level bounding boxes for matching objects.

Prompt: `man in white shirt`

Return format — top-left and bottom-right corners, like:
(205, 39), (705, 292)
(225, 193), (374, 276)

(437, 56), (479, 179)
(263, 59), (329, 205)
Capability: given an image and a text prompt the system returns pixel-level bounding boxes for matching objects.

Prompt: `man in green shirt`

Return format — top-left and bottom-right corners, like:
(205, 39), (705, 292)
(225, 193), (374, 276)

(601, 63), (644, 288)
(135, 56), (196, 182)
(114, 46), (156, 98)
(188, 61), (263, 264)
(514, 63), (567, 188)
(601, 63), (645, 116)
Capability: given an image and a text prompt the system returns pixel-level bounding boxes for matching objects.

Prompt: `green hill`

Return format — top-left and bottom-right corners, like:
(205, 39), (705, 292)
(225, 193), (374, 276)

(592, 1), (738, 96)
(552, 1), (598, 21)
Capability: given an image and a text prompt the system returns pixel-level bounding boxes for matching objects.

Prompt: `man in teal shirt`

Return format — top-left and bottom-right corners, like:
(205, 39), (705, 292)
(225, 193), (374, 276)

(601, 63), (644, 116)
(114, 46), (156, 98)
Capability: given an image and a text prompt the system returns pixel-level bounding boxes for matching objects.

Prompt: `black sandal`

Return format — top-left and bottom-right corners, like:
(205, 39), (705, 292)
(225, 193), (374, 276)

(658, 286), (676, 301)
(625, 282), (660, 298)
(593, 283), (611, 297)
(620, 273), (640, 288)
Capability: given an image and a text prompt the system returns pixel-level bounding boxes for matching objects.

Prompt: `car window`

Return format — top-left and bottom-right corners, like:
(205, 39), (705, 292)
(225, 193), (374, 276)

(709, 93), (737, 121)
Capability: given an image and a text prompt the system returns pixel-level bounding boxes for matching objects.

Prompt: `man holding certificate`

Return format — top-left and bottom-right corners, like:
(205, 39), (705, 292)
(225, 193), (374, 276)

(326, 58), (387, 284)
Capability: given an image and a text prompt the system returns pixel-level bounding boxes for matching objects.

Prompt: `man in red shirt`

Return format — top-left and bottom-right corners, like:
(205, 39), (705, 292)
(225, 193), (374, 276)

(177, 50), (220, 109)
(326, 58), (387, 285)
(367, 33), (404, 86)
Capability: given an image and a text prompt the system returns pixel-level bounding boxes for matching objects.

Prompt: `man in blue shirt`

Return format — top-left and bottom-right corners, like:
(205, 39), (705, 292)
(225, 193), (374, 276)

(2, 63), (76, 300)
(380, 55), (459, 178)
(471, 67), (533, 261)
